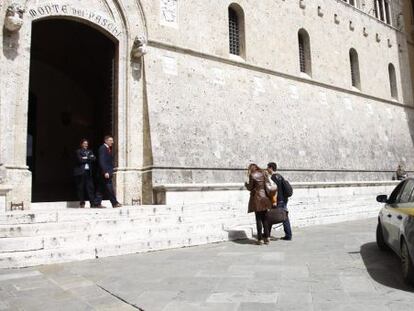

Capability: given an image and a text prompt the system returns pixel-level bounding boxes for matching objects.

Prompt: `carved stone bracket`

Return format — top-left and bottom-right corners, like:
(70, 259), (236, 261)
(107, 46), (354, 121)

(131, 198), (141, 206)
(317, 6), (324, 17)
(10, 201), (24, 211)
(131, 36), (148, 61)
(4, 3), (25, 33)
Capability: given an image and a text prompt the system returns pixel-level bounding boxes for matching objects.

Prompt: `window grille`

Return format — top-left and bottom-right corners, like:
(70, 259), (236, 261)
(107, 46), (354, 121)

(299, 35), (306, 73)
(350, 63), (356, 87)
(228, 8), (240, 55)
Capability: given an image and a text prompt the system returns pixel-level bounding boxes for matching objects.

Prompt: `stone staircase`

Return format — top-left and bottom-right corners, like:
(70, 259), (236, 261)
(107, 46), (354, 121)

(0, 181), (396, 269)
(0, 203), (255, 269)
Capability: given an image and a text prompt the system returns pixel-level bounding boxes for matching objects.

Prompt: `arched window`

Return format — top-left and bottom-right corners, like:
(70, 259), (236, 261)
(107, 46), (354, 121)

(388, 63), (398, 99)
(298, 29), (312, 76)
(349, 48), (361, 89)
(228, 4), (245, 57)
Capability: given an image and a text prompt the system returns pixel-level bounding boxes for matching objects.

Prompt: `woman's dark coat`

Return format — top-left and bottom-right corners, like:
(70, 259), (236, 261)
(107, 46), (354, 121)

(245, 170), (272, 213)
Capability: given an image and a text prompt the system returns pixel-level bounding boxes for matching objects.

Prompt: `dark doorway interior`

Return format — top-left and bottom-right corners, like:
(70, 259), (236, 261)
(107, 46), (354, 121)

(28, 19), (117, 202)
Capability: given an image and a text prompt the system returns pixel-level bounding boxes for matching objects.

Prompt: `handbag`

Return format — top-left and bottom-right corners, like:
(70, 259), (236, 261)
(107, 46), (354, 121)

(264, 173), (278, 204)
(266, 207), (287, 225)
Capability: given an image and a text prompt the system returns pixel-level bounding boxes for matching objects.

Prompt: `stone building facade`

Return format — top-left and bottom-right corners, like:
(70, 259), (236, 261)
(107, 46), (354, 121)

(0, 0), (413, 209)
(403, 0), (414, 96)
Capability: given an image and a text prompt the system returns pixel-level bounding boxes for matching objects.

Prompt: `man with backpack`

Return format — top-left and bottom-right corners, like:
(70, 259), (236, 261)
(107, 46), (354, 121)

(267, 162), (293, 241)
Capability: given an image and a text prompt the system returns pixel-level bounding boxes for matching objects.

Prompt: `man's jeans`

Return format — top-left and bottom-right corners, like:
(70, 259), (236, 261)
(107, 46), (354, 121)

(277, 202), (292, 239)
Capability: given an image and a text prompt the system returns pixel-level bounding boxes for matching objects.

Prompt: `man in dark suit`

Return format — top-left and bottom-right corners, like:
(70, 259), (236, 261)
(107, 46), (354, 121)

(74, 139), (97, 208)
(95, 135), (122, 208)
(267, 162), (292, 241)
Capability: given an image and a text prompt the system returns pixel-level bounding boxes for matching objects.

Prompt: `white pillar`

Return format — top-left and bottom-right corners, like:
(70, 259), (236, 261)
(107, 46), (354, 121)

(384, 0), (391, 25)
(381, 0), (387, 22)
(375, 0), (380, 19)
(1, 3), (32, 210)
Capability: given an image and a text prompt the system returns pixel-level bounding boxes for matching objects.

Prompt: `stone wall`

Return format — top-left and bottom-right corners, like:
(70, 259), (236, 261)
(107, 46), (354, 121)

(403, 0), (414, 108)
(142, 0), (409, 100)
(0, 0), (412, 205)
(154, 182), (398, 228)
(137, 0), (414, 186)
(145, 47), (414, 184)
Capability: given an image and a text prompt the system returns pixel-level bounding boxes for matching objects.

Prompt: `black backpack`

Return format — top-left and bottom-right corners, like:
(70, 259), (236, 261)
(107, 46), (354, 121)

(278, 174), (293, 198)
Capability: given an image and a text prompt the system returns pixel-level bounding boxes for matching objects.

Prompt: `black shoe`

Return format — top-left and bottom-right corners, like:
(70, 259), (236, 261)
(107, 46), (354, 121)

(281, 236), (292, 241)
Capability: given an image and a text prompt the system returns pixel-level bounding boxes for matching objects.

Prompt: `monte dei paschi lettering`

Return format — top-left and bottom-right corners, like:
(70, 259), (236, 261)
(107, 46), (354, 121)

(28, 4), (122, 38)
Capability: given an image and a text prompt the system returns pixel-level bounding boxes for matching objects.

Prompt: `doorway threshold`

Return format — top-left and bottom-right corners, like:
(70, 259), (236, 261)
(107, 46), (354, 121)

(31, 201), (113, 211)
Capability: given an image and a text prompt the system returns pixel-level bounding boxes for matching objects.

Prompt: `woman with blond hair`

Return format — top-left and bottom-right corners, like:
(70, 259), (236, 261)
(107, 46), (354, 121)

(245, 163), (272, 244)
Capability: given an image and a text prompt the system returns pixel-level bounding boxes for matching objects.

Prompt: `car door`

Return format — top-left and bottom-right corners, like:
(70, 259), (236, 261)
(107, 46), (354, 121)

(395, 187), (414, 257)
(387, 179), (414, 252)
(382, 181), (406, 246)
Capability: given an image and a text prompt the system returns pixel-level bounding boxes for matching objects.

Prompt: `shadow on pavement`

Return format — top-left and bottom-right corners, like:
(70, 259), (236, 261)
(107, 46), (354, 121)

(225, 226), (284, 245)
(224, 229), (258, 245)
(230, 238), (259, 245)
(359, 242), (414, 292)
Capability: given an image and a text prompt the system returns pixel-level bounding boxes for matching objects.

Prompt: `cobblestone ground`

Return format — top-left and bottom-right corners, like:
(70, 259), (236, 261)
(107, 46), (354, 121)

(1, 218), (413, 311)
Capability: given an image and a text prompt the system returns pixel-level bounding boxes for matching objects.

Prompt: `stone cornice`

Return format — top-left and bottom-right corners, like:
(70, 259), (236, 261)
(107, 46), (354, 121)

(0, 185), (12, 195)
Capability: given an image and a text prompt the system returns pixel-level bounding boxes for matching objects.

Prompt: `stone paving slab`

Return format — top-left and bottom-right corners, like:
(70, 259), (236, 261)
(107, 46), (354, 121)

(0, 218), (413, 310)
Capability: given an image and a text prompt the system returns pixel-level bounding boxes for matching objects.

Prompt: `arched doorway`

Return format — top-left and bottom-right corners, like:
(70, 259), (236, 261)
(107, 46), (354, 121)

(28, 19), (118, 202)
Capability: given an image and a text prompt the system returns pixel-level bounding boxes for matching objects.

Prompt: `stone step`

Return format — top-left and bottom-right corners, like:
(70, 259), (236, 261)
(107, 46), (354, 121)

(0, 227), (253, 269)
(0, 204), (244, 225)
(93, 232), (241, 258)
(0, 212), (57, 225)
(0, 214), (252, 238)
(0, 222), (238, 252)
(291, 205), (379, 219)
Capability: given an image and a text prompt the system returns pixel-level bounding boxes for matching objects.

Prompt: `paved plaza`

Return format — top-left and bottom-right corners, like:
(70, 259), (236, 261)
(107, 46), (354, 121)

(0, 218), (413, 311)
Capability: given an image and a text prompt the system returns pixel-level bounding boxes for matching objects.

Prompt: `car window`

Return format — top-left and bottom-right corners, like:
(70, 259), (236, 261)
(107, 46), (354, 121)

(407, 183), (414, 203)
(398, 179), (414, 204)
(409, 190), (414, 203)
(388, 181), (406, 204)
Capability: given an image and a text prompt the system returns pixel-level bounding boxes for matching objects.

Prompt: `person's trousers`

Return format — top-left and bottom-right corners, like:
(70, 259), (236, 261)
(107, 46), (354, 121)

(277, 202), (292, 238)
(255, 211), (270, 240)
(75, 171), (95, 205)
(96, 177), (118, 206)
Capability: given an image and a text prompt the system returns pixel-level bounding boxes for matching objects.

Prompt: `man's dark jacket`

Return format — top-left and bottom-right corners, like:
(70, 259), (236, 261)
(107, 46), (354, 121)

(98, 144), (114, 176)
(271, 173), (288, 204)
(73, 148), (95, 176)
